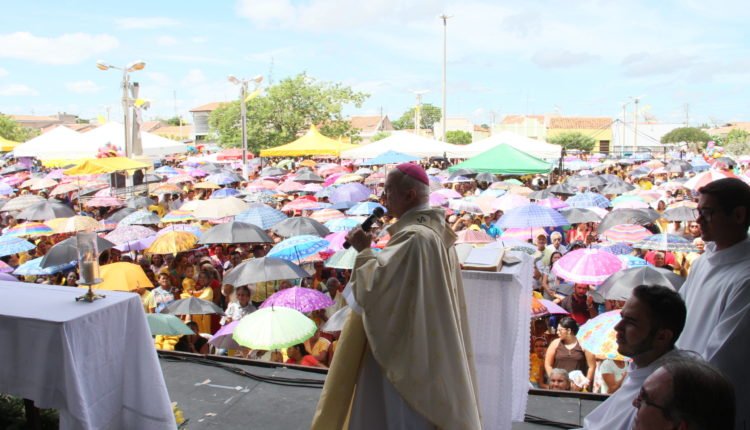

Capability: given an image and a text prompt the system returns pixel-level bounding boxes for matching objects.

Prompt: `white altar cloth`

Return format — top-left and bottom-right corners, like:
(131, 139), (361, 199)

(0, 282), (176, 430)
(462, 253), (532, 430)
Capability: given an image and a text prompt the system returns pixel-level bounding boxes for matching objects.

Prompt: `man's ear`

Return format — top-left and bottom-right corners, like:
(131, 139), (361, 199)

(655, 328), (674, 346)
(732, 206), (747, 227)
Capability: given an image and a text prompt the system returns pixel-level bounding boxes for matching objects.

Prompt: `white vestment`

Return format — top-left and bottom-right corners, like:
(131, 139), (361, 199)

(580, 350), (680, 430)
(676, 238), (750, 430)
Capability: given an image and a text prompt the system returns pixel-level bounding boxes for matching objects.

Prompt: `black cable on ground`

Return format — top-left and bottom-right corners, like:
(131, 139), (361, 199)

(524, 413), (580, 429)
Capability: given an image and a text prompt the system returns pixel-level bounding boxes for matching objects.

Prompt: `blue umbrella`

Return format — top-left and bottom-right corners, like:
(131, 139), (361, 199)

(267, 235), (330, 262)
(210, 188), (241, 199)
(596, 242), (634, 256)
(325, 218), (360, 232)
(331, 201), (358, 210)
(567, 192), (611, 209)
(0, 236), (36, 257)
(480, 188), (506, 198)
(330, 183), (372, 204)
(314, 188), (333, 199)
(13, 257), (76, 276)
(119, 209), (161, 226)
(154, 166), (179, 176)
(617, 255), (650, 268)
(235, 204), (288, 229)
(346, 202), (387, 216)
(495, 204), (569, 229)
(360, 150), (421, 166)
(206, 173), (240, 185)
(0, 182), (15, 196)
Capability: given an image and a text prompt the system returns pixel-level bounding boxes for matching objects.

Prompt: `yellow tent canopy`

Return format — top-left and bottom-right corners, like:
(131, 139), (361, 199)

(259, 125), (359, 157)
(0, 136), (20, 152)
(63, 157), (151, 176)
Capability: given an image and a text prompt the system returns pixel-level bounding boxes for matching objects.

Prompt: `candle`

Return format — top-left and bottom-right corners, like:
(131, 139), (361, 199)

(81, 261), (96, 284)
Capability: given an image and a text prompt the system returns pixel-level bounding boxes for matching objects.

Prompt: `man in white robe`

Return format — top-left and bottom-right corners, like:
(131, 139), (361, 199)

(311, 163), (482, 429)
(581, 285), (686, 430)
(676, 177), (750, 430)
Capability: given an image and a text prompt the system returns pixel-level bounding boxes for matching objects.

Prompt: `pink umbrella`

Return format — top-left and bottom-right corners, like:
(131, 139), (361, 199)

(310, 208), (345, 223)
(552, 248), (623, 286)
(600, 224), (651, 244)
(208, 320), (241, 350)
(278, 181), (306, 193)
(492, 194), (531, 212)
(303, 183), (323, 193)
(323, 173), (344, 187)
(260, 286), (334, 313)
(433, 189), (462, 199)
(282, 198), (325, 212)
(85, 196), (125, 208)
(536, 197), (568, 209)
(429, 193), (448, 207)
(683, 170), (738, 191)
(456, 229), (494, 244)
(325, 231), (349, 252)
(501, 227), (547, 241)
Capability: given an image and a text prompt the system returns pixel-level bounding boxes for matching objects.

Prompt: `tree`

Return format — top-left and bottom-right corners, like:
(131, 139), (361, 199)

(446, 130), (472, 145)
(660, 127), (711, 145)
(391, 104), (442, 130)
(209, 73), (368, 152)
(370, 131), (391, 142)
(548, 131), (596, 152)
(0, 114), (39, 142)
(165, 116), (184, 126)
(724, 129), (750, 156)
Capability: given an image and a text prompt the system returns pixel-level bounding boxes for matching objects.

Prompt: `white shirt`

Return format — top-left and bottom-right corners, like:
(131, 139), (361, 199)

(676, 237), (750, 430)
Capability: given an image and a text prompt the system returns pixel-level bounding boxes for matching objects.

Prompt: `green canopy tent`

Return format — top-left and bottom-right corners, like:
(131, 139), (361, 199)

(448, 143), (552, 175)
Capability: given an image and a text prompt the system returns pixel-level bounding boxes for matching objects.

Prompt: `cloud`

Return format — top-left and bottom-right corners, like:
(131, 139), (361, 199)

(66, 80), (102, 94)
(162, 54), (227, 64)
(621, 52), (698, 77)
(182, 69), (207, 86)
(0, 32), (118, 65)
(532, 49), (599, 68)
(0, 68), (7, 78)
(115, 17), (180, 30)
(0, 84), (39, 96)
(156, 35), (178, 47)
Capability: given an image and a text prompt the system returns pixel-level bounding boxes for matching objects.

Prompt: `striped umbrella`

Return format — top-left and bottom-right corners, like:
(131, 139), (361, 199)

(161, 210), (196, 224)
(683, 170), (738, 191)
(235, 204), (288, 229)
(552, 248), (623, 286)
(567, 192), (610, 209)
(309, 208), (346, 223)
(600, 224), (652, 244)
(0, 236), (36, 257)
(4, 222), (53, 238)
(496, 204), (569, 229)
(633, 234), (697, 252)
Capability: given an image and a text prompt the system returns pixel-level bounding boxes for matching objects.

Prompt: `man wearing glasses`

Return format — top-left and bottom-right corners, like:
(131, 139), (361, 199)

(677, 177), (750, 430)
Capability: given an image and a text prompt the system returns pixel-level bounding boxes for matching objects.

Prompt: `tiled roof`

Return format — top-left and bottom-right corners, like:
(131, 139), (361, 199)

(350, 115), (383, 132)
(501, 114), (545, 125)
(708, 122), (750, 135)
(41, 123), (97, 134)
(190, 102), (227, 112)
(141, 121), (164, 132)
(152, 125), (194, 139)
(8, 114), (58, 122)
(548, 117), (612, 130)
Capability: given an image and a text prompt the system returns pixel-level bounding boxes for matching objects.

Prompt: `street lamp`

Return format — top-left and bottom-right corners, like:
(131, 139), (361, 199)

(439, 14), (451, 142)
(227, 74), (263, 179)
(96, 60), (146, 158)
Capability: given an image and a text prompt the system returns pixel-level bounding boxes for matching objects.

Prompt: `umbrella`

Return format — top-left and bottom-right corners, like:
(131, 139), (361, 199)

(224, 257), (310, 286)
(321, 306), (351, 333)
(166, 174), (196, 184)
(665, 159), (693, 173)
(146, 231), (198, 255)
(0, 182), (14, 196)
(330, 201), (358, 211)
(97, 262), (154, 291)
(475, 172), (498, 183)
(567, 192), (610, 209)
(683, 170), (738, 191)
(104, 225), (157, 245)
(235, 204), (288, 229)
(208, 320), (242, 350)
(85, 196), (125, 208)
(126, 196), (156, 209)
(346, 202), (387, 216)
(598, 208), (660, 233)
(271, 217), (330, 238)
(535, 197), (568, 210)
(531, 298), (569, 318)
(491, 194), (530, 212)
(192, 196), (248, 219)
(268, 235), (330, 261)
(617, 254), (649, 268)
(549, 183), (578, 196)
(0, 236), (36, 257)
(500, 227), (547, 241)
(161, 297), (225, 315)
(599, 182), (636, 195)
(324, 217), (360, 233)
(40, 236), (115, 269)
(119, 210), (161, 226)
(187, 167), (209, 177)
(310, 208), (346, 223)
(282, 198), (329, 212)
(4, 221), (53, 238)
(1, 194), (46, 212)
(662, 206), (697, 222)
(329, 183), (372, 203)
(199, 221), (273, 244)
(449, 199), (484, 214)
(46, 216), (100, 234)
(17, 201), (75, 221)
(161, 210), (196, 224)
(114, 236), (158, 252)
(206, 172), (242, 185)
(146, 314), (195, 336)
(456, 229), (494, 244)
(210, 188), (242, 199)
(528, 189), (554, 200)
(232, 306), (316, 350)
(14, 257), (76, 276)
(193, 181), (221, 190)
(552, 248), (624, 286)
(294, 172), (324, 183)
(577, 310), (627, 361)
(600, 224), (652, 244)
(157, 224), (203, 237)
(495, 204), (569, 229)
(325, 248), (359, 269)
(360, 150), (421, 166)
(597, 266), (683, 301)
(566, 174), (607, 189)
(29, 178), (58, 191)
(633, 234), (697, 252)
(334, 174), (364, 185)
(559, 208), (602, 224)
(260, 167), (287, 177)
(154, 166), (179, 176)
(261, 286), (334, 313)
(277, 181), (306, 193)
(434, 189), (462, 199)
(149, 183), (184, 195)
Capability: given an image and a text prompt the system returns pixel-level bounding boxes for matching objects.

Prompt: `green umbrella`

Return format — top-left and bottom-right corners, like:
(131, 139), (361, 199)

(232, 306), (316, 350)
(146, 314), (194, 336)
(325, 248), (358, 269)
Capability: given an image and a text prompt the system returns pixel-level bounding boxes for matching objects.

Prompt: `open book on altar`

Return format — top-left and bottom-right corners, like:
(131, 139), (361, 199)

(456, 244), (505, 272)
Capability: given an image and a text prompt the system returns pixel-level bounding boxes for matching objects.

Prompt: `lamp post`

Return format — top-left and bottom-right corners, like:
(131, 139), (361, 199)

(96, 60), (146, 159)
(439, 14), (451, 142)
(228, 74), (263, 179)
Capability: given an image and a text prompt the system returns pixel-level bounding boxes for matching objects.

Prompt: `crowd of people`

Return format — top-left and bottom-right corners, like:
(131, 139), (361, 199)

(1, 148), (748, 429)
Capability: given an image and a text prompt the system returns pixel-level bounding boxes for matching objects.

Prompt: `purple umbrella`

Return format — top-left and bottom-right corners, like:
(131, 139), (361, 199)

(495, 204), (570, 229)
(208, 320), (241, 350)
(105, 225), (156, 245)
(115, 235), (157, 252)
(260, 286), (334, 313)
(0, 272), (18, 281)
(329, 183), (372, 204)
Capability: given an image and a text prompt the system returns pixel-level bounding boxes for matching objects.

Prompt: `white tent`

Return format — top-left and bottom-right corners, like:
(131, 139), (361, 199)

(456, 131), (562, 160)
(83, 122), (187, 158)
(340, 132), (464, 159)
(13, 126), (89, 159)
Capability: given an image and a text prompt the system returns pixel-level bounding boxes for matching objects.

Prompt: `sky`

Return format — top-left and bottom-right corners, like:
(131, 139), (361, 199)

(1, 0), (749, 128)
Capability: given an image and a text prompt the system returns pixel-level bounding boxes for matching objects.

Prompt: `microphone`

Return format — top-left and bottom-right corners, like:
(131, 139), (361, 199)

(343, 207), (385, 249)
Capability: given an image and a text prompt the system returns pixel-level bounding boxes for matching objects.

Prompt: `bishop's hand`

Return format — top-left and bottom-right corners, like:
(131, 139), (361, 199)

(346, 227), (373, 252)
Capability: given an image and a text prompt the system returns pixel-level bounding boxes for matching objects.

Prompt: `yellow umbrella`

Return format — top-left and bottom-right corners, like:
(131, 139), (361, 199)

(94, 262), (154, 292)
(334, 174), (363, 185)
(145, 231), (198, 255)
(0, 136), (20, 152)
(193, 181), (220, 190)
(299, 160), (317, 168)
(149, 183), (183, 195)
(46, 216), (100, 234)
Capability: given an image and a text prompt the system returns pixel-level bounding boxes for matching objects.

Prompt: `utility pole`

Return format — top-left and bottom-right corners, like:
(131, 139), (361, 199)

(633, 97), (640, 153)
(440, 14), (451, 142)
(173, 90), (182, 140)
(413, 90), (428, 136)
(621, 102), (628, 156)
(684, 103), (690, 127)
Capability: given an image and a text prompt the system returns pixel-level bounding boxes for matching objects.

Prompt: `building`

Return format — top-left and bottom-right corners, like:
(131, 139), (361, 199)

(8, 112), (79, 130)
(612, 121), (685, 155)
(547, 116), (613, 153)
(190, 102), (226, 142)
(493, 115), (547, 140)
(349, 115), (394, 143)
(151, 125), (194, 142)
(706, 122), (750, 138)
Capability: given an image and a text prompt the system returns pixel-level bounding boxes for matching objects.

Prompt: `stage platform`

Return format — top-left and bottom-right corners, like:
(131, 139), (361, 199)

(159, 351), (604, 429)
